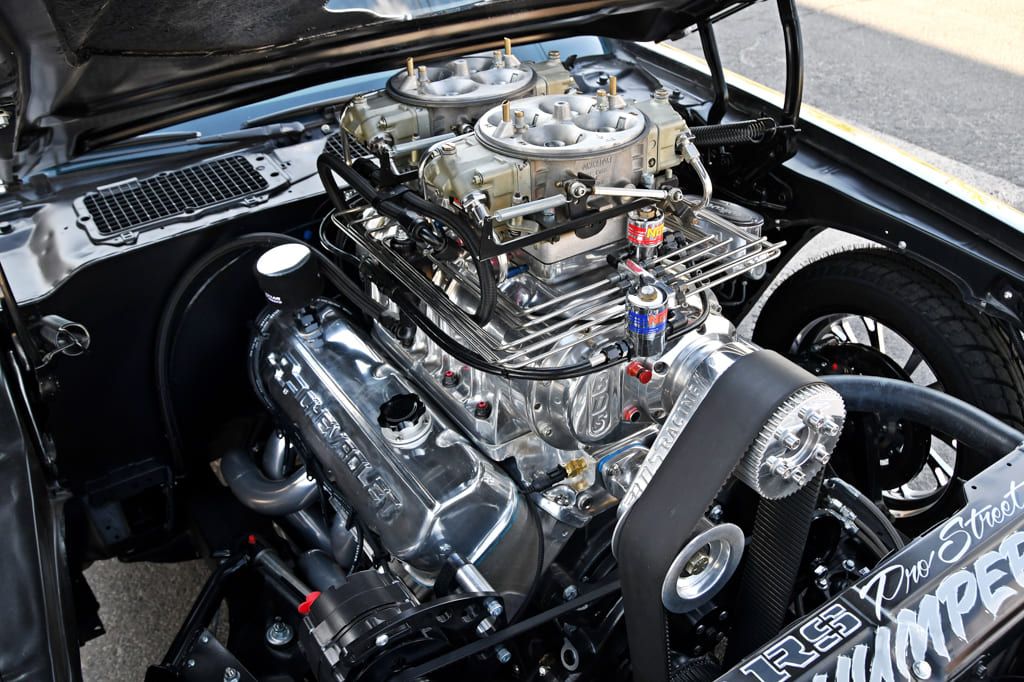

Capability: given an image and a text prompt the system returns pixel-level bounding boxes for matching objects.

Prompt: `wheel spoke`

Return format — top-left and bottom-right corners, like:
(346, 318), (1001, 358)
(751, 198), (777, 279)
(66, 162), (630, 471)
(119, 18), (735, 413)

(828, 319), (849, 342)
(841, 319), (858, 344)
(864, 317), (886, 354)
(903, 349), (925, 377)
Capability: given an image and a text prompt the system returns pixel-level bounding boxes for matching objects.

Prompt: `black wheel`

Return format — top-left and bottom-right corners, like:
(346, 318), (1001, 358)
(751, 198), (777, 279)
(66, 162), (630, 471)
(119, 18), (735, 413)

(753, 249), (1024, 529)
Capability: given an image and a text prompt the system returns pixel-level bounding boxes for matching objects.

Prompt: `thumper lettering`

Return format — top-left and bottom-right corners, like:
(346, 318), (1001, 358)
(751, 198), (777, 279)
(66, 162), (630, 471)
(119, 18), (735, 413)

(857, 479), (1024, 620)
(814, 532), (1024, 681)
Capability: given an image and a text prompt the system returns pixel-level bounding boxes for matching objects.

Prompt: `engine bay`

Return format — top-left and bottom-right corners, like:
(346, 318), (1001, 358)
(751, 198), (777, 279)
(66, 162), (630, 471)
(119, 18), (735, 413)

(4, 34), (1024, 682)
(236, 49), (856, 674)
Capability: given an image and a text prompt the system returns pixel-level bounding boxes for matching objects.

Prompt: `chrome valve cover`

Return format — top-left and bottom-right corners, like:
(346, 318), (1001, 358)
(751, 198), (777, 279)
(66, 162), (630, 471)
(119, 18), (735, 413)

(250, 301), (519, 573)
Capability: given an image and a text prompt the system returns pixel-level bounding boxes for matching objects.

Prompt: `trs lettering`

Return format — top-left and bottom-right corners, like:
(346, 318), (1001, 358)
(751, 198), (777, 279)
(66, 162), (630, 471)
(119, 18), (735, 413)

(740, 605), (863, 682)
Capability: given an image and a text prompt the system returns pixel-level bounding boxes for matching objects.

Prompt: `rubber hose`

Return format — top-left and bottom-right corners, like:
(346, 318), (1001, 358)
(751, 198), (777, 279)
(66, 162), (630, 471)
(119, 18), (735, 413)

(396, 190), (498, 323)
(220, 448), (318, 515)
(690, 118), (777, 147)
(317, 153), (497, 324)
(823, 375), (1024, 455)
(157, 231), (382, 466)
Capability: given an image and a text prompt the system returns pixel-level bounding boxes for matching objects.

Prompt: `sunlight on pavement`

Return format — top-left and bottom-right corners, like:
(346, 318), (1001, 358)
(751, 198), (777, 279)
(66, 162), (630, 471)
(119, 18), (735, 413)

(799, 0), (1024, 76)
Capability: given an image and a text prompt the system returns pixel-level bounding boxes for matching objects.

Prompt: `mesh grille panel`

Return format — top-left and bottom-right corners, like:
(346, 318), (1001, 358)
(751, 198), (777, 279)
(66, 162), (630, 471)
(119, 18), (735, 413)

(82, 156), (269, 235)
(324, 132), (373, 161)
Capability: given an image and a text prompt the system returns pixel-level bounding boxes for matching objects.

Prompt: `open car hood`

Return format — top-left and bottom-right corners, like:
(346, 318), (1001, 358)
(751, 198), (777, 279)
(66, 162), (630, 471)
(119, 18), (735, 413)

(0, 0), (742, 182)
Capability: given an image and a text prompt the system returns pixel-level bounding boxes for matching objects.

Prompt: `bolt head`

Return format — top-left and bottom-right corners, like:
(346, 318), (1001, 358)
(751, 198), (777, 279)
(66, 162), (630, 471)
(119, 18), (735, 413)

(266, 619), (294, 647)
(912, 660), (932, 679)
(563, 585), (579, 601)
(1004, 290), (1014, 301)
(842, 559), (856, 572)
(186, 659), (196, 669)
(708, 504), (723, 521)
(487, 599), (504, 618)
(496, 646), (512, 664)
(375, 633), (390, 648)
(224, 668), (240, 682)
(777, 430), (801, 450)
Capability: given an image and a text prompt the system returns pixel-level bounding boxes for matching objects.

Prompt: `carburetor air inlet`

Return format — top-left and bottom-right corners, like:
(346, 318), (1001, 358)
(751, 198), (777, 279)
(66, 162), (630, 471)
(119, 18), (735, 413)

(626, 205), (665, 261)
(626, 284), (668, 357)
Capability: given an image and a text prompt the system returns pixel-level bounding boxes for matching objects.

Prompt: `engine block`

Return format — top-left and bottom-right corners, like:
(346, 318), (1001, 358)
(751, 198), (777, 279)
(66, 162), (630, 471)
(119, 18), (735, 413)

(250, 303), (530, 575)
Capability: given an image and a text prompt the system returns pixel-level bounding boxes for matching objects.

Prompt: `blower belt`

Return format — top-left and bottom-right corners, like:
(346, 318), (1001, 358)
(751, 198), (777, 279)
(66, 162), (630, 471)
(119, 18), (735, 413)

(617, 350), (820, 682)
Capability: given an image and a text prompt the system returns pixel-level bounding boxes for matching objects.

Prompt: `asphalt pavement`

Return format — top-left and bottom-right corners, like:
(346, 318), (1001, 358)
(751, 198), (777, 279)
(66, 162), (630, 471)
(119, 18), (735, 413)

(80, 2), (1024, 680)
(672, 0), (1024, 209)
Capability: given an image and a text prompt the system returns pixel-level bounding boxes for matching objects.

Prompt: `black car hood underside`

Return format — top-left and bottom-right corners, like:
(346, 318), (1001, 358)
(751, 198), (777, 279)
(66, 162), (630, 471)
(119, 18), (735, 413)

(0, 0), (745, 181)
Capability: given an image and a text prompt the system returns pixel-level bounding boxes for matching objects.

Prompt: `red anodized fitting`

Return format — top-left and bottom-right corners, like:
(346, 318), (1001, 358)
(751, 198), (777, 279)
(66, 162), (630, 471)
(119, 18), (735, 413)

(626, 361), (653, 384)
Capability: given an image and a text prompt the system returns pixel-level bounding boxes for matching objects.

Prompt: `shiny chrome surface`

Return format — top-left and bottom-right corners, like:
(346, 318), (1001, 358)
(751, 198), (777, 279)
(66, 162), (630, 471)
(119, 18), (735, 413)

(661, 518), (744, 613)
(388, 56), (536, 106)
(251, 301), (519, 573)
(614, 324), (845, 549)
(735, 383), (845, 499)
(220, 447), (319, 516)
(475, 94), (647, 158)
(340, 48), (572, 152)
